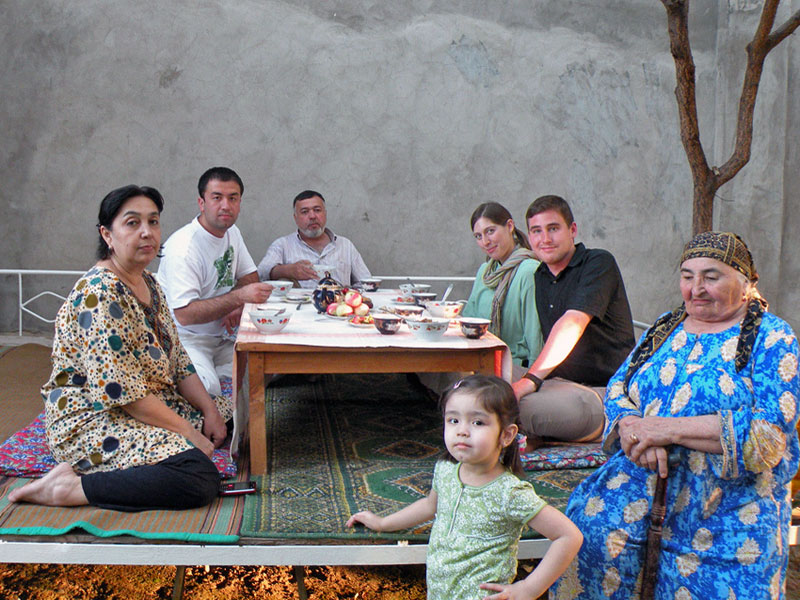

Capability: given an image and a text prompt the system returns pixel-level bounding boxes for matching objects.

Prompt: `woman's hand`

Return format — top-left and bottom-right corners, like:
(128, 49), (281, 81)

(618, 415), (644, 456)
(621, 416), (677, 448)
(185, 426), (215, 458)
(177, 374), (228, 448)
(618, 415), (670, 477)
(632, 445), (669, 478)
(202, 407), (228, 448)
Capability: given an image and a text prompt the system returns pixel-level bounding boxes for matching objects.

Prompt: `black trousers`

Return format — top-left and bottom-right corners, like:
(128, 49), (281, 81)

(81, 449), (220, 512)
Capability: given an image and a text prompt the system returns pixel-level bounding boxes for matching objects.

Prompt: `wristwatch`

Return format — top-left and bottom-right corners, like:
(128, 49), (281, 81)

(522, 372), (543, 392)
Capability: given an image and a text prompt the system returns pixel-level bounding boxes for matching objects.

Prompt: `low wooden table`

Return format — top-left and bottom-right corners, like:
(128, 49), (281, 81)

(234, 295), (511, 475)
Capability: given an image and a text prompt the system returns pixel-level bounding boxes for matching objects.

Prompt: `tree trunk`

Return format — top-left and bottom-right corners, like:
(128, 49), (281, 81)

(692, 176), (715, 234)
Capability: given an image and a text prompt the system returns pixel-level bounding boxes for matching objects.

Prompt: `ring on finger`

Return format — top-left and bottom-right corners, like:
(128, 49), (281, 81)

(629, 433), (639, 443)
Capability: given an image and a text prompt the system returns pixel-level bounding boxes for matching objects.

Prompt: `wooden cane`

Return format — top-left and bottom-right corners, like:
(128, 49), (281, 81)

(640, 474), (668, 600)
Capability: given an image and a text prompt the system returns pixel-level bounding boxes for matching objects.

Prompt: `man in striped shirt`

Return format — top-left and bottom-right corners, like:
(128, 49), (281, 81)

(257, 190), (371, 289)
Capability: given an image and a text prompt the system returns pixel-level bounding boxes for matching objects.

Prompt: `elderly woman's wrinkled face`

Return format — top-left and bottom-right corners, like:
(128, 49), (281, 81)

(101, 195), (161, 269)
(680, 257), (749, 324)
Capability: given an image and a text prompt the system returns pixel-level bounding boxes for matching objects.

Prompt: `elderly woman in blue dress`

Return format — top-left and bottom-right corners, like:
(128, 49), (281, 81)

(552, 232), (799, 599)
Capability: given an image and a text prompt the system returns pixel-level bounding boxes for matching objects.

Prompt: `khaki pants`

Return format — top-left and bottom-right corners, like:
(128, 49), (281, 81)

(513, 365), (605, 443)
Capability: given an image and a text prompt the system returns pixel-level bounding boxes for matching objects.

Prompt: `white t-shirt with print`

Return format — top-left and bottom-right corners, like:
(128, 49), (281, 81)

(157, 216), (257, 337)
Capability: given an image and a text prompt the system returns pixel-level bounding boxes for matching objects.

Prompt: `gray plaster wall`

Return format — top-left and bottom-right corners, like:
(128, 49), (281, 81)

(1, 0), (797, 333)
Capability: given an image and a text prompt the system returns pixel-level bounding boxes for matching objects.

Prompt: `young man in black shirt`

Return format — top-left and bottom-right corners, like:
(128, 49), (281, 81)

(512, 195), (635, 447)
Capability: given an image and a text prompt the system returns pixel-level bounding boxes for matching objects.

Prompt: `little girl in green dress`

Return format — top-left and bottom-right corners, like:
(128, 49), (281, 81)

(347, 374), (582, 600)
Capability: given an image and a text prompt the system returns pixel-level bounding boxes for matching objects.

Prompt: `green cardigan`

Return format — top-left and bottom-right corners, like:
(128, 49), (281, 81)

(462, 259), (543, 366)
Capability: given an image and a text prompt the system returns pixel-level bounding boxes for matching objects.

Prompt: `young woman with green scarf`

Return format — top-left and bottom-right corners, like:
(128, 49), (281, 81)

(462, 202), (543, 367)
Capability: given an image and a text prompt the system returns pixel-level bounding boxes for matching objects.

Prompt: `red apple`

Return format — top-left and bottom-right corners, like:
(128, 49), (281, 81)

(326, 302), (339, 315)
(344, 290), (362, 308)
(354, 303), (370, 316)
(335, 303), (354, 317)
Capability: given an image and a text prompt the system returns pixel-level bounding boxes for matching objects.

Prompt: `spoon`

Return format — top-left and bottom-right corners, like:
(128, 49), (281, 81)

(441, 284), (454, 302)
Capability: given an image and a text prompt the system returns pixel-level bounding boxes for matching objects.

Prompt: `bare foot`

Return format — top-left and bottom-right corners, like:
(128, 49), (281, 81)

(7, 462), (88, 506)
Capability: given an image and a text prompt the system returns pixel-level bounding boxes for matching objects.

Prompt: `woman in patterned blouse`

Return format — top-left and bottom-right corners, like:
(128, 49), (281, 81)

(10, 185), (230, 511)
(551, 232), (799, 600)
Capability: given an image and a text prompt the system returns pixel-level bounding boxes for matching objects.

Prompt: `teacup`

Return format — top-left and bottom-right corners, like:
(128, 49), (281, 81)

(312, 264), (336, 278)
(389, 305), (424, 318)
(405, 317), (450, 341)
(411, 292), (437, 307)
(372, 313), (402, 335)
(361, 278), (382, 293)
(249, 309), (291, 334)
(459, 317), (491, 339)
(264, 280), (293, 296)
(399, 283), (431, 295)
(424, 301), (465, 319)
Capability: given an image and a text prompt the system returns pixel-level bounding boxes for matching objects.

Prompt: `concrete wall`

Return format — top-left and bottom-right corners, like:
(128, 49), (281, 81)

(2, 0), (797, 333)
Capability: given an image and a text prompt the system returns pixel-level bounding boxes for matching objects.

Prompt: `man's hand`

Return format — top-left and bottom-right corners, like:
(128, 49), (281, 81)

(512, 377), (537, 401)
(235, 282), (273, 304)
(286, 260), (319, 282)
(222, 306), (244, 334)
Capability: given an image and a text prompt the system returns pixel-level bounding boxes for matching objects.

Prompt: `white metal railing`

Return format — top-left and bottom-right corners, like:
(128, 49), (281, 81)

(1, 269), (651, 336)
(0, 269), (84, 336)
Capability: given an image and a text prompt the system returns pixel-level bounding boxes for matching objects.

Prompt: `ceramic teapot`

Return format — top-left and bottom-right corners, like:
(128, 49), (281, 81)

(312, 272), (344, 313)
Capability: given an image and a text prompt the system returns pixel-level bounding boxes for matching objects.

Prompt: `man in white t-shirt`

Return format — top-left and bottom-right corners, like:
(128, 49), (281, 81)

(157, 167), (273, 396)
(257, 190), (371, 289)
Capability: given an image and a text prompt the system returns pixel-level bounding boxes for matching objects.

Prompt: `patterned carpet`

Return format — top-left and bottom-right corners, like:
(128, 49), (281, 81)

(241, 374), (596, 541)
(0, 475), (245, 542)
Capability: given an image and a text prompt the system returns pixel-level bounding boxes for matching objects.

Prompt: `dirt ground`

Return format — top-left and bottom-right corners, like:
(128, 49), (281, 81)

(0, 563), (430, 600)
(0, 550), (798, 600)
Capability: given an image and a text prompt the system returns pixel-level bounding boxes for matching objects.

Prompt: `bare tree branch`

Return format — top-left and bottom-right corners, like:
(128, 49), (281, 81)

(765, 8), (800, 52)
(661, 0), (800, 233)
(715, 1), (780, 186)
(660, 0), (714, 232)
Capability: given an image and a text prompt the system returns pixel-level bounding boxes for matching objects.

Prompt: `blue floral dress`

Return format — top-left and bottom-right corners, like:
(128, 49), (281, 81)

(41, 267), (232, 474)
(551, 312), (799, 600)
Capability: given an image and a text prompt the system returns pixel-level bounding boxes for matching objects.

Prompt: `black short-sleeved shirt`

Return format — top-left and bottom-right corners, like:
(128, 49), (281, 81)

(535, 243), (635, 386)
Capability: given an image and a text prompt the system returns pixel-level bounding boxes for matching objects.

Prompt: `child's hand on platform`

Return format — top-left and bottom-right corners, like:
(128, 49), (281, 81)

(346, 510), (384, 532)
(480, 580), (537, 600)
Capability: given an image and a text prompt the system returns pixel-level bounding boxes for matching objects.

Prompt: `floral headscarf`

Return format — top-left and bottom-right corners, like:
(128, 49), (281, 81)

(623, 232), (767, 393)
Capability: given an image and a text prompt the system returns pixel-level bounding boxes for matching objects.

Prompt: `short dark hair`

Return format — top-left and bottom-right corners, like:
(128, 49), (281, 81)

(96, 185), (164, 260)
(293, 190), (325, 207)
(439, 374), (523, 475)
(470, 202), (530, 250)
(525, 195), (574, 226)
(198, 167), (244, 197)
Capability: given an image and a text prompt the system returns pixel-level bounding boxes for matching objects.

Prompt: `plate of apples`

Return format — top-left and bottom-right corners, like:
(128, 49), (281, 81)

(325, 289), (371, 320)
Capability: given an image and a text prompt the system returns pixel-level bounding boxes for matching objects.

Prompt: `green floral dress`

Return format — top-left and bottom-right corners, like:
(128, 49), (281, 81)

(42, 266), (232, 474)
(427, 460), (546, 600)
